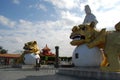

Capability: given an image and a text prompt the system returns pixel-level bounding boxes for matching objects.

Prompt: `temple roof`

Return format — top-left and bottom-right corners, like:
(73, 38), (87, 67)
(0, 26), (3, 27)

(0, 53), (21, 58)
(41, 44), (55, 56)
(42, 44), (51, 51)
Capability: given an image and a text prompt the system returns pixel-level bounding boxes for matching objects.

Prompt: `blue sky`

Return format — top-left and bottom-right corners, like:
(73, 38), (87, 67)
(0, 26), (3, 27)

(0, 0), (120, 56)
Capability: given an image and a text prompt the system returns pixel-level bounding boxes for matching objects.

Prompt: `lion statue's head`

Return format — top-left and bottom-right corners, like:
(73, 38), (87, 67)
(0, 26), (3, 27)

(70, 22), (98, 46)
(23, 41), (40, 54)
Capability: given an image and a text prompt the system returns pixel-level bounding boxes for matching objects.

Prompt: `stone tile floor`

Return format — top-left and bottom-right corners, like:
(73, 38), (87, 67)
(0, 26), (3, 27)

(0, 68), (80, 80)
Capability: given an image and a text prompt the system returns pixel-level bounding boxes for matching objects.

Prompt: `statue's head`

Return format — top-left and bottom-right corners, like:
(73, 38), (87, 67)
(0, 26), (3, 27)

(70, 22), (96, 46)
(85, 5), (91, 14)
(23, 41), (40, 54)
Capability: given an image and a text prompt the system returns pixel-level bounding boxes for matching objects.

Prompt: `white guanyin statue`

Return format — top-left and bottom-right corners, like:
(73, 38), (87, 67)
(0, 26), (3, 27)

(83, 5), (98, 25)
(70, 5), (102, 67)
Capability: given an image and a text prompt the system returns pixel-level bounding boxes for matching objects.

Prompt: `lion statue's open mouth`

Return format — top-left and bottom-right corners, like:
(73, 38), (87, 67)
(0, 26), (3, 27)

(70, 22), (96, 46)
(70, 34), (85, 41)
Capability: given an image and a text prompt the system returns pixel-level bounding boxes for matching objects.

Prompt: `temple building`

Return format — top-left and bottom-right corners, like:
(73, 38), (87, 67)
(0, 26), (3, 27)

(0, 53), (21, 65)
(40, 44), (55, 64)
(41, 44), (55, 56)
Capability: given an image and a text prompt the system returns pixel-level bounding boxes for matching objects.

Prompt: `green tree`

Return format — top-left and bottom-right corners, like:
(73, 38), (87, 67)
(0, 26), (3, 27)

(0, 46), (8, 54)
(0, 46), (2, 50)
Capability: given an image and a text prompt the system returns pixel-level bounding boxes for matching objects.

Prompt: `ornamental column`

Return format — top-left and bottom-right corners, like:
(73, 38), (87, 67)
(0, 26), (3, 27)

(55, 46), (59, 68)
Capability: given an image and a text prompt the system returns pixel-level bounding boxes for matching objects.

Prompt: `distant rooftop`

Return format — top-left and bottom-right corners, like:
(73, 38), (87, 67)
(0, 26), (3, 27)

(42, 44), (51, 51)
(0, 54), (21, 58)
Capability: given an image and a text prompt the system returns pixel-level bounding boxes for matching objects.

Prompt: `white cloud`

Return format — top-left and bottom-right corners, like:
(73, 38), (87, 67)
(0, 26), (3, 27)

(18, 19), (33, 29)
(29, 3), (47, 11)
(15, 37), (23, 43)
(0, 15), (16, 27)
(96, 9), (120, 30)
(45, 0), (80, 10)
(37, 4), (47, 11)
(0, 15), (75, 56)
(60, 11), (82, 24)
(12, 0), (20, 4)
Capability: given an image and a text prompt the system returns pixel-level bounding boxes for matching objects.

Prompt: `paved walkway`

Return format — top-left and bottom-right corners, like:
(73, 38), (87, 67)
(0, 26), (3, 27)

(0, 68), (79, 80)
(58, 68), (120, 80)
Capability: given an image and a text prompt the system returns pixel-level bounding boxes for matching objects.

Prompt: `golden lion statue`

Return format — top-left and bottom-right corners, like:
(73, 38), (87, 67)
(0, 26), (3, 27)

(23, 41), (40, 54)
(17, 41), (40, 64)
(70, 22), (120, 72)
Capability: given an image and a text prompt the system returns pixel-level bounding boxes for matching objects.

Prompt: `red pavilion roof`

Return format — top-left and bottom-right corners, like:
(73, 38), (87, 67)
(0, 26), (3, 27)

(42, 44), (51, 51)
(41, 44), (55, 56)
